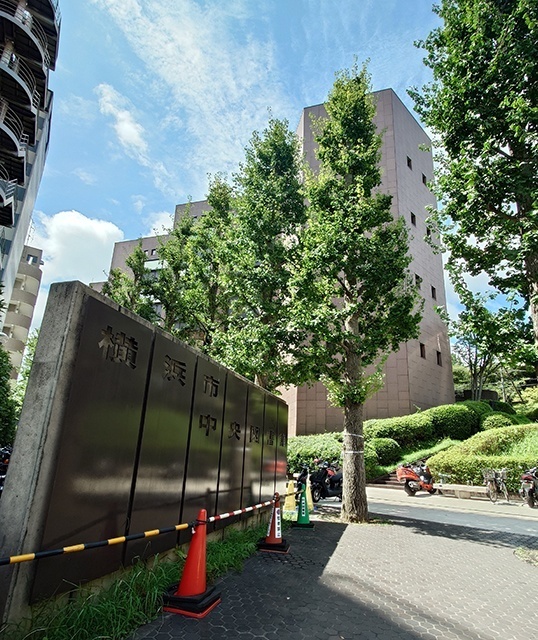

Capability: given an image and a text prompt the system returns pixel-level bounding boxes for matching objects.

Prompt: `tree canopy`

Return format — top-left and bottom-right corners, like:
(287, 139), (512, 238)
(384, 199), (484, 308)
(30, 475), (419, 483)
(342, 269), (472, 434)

(410, 0), (538, 349)
(291, 63), (422, 522)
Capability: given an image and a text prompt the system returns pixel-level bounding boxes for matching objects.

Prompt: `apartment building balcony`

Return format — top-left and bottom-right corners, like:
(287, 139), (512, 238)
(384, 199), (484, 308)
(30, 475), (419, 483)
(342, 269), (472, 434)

(0, 44), (41, 112)
(0, 0), (52, 71)
(0, 96), (28, 155)
(4, 307), (30, 330)
(26, 0), (61, 71)
(0, 162), (15, 225)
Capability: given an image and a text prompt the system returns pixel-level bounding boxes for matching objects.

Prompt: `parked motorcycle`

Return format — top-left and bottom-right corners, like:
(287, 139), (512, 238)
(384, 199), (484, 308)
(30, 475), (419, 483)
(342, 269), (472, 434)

(309, 460), (343, 502)
(0, 445), (12, 499)
(397, 461), (437, 496)
(519, 466), (538, 508)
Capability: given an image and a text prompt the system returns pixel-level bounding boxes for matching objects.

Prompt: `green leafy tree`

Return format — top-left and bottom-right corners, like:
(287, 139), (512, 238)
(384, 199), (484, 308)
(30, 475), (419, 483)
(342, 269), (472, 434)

(213, 118), (307, 390)
(409, 0), (538, 349)
(157, 180), (233, 347)
(440, 283), (533, 401)
(291, 63), (422, 522)
(101, 242), (160, 323)
(0, 343), (17, 445)
(12, 329), (39, 416)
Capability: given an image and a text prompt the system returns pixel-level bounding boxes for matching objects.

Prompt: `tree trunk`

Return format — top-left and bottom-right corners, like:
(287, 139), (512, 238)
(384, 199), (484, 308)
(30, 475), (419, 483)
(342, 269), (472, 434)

(525, 254), (538, 359)
(341, 399), (368, 523)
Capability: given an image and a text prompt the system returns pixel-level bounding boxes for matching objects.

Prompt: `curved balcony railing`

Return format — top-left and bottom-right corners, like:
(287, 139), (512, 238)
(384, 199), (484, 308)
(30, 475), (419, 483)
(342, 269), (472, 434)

(0, 163), (16, 204)
(47, 0), (61, 26)
(0, 97), (29, 152)
(0, 0), (51, 68)
(0, 46), (40, 109)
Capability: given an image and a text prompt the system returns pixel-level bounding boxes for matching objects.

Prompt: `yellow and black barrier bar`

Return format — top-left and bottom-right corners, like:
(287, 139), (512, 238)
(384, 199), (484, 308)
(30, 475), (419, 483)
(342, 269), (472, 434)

(0, 522), (191, 566)
(0, 494), (292, 567)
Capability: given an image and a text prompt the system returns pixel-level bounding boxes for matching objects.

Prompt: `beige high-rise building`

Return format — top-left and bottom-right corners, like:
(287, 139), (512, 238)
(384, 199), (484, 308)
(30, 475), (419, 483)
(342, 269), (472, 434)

(102, 89), (454, 435)
(281, 89), (454, 435)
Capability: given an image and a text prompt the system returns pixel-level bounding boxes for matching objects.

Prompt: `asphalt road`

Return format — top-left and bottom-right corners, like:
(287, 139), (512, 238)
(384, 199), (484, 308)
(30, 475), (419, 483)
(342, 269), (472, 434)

(316, 485), (538, 538)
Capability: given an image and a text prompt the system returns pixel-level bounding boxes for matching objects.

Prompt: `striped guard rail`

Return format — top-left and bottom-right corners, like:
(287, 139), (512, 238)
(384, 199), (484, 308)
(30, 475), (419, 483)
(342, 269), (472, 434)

(0, 496), (284, 567)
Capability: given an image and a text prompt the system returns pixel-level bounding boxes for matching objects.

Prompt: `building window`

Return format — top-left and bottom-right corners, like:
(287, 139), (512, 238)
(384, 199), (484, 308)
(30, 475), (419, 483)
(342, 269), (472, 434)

(420, 343), (426, 359)
(431, 285), (437, 300)
(26, 254), (38, 265)
(151, 248), (157, 256)
(426, 227), (431, 238)
(422, 173), (428, 185)
(143, 249), (149, 256)
(436, 350), (442, 366)
(415, 274), (422, 289)
(410, 212), (416, 226)
(407, 156), (413, 170)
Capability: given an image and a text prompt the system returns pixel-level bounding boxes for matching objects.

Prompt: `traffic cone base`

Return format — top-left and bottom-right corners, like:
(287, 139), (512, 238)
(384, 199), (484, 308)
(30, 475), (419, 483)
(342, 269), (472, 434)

(292, 488), (315, 529)
(257, 492), (290, 553)
(256, 536), (290, 553)
(163, 585), (221, 618)
(163, 508), (221, 617)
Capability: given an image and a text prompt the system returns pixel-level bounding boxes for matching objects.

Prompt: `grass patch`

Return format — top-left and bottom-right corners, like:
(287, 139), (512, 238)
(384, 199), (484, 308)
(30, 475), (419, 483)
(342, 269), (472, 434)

(506, 429), (538, 458)
(1, 520), (270, 640)
(370, 438), (461, 479)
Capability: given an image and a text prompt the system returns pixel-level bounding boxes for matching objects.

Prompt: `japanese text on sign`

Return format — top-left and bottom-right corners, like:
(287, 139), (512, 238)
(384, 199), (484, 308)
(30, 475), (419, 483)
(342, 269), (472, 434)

(163, 356), (187, 385)
(99, 326), (138, 369)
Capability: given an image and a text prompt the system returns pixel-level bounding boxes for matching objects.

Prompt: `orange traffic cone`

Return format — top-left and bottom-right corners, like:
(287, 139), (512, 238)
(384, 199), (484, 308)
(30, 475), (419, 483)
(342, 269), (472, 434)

(163, 509), (221, 618)
(257, 492), (290, 553)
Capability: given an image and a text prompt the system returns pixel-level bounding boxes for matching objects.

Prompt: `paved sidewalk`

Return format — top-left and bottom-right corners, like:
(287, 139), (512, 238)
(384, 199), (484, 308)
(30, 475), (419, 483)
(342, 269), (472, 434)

(128, 488), (538, 640)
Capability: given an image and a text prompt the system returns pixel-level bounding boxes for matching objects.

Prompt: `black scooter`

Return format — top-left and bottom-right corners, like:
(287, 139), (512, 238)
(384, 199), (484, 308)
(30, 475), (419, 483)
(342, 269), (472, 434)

(309, 460), (343, 502)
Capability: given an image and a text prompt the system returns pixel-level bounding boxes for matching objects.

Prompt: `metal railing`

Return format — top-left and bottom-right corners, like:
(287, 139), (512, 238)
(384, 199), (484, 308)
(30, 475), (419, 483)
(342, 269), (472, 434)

(0, 45), (40, 109)
(0, 97), (29, 150)
(48, 0), (61, 25)
(0, 0), (51, 68)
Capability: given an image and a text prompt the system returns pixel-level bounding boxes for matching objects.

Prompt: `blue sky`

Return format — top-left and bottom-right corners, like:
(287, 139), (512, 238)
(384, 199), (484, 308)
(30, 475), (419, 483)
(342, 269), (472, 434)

(30, 0), (450, 327)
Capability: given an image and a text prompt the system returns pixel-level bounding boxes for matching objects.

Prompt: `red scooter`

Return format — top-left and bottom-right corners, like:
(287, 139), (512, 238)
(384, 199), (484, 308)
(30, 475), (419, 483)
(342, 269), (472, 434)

(396, 461), (437, 496)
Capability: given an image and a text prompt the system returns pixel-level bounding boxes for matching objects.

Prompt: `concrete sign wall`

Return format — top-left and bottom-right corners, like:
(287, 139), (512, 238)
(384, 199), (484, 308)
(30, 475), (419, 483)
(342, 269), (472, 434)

(0, 282), (288, 621)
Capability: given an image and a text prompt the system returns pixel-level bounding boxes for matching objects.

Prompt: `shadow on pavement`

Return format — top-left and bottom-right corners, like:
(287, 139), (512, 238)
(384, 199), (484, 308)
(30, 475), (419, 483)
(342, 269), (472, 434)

(370, 511), (538, 550)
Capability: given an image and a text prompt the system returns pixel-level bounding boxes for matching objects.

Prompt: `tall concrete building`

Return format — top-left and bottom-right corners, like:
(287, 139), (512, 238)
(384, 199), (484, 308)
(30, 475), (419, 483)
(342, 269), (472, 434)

(2, 244), (42, 377)
(103, 89), (454, 434)
(281, 89), (454, 435)
(0, 1), (60, 326)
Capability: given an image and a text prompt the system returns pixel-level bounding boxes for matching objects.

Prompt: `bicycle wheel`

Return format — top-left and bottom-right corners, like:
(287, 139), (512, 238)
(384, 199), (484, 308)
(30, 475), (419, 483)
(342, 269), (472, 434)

(486, 480), (498, 503)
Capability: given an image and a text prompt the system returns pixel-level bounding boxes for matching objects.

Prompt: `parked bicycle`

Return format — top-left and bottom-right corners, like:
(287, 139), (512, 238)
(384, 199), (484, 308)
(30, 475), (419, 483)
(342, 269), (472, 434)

(483, 468), (509, 503)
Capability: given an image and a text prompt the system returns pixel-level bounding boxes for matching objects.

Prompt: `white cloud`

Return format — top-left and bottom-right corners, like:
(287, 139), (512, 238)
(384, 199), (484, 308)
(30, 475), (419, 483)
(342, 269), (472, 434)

(30, 210), (124, 329)
(144, 210), (174, 236)
(96, 83), (149, 159)
(90, 0), (293, 196)
(72, 168), (97, 185)
(57, 94), (97, 122)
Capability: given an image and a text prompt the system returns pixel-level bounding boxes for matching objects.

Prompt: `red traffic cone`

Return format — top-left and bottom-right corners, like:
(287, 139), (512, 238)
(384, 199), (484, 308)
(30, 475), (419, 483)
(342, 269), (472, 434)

(257, 493), (290, 553)
(163, 509), (221, 618)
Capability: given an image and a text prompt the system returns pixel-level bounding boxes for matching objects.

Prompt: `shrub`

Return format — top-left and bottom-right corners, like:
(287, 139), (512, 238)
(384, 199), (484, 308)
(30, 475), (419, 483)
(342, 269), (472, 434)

(364, 442), (379, 480)
(513, 414), (532, 424)
(286, 432), (343, 474)
(489, 400), (516, 415)
(370, 437), (401, 465)
(424, 404), (478, 440)
(480, 412), (517, 430)
(460, 400), (493, 420)
(427, 425), (538, 492)
(522, 405), (538, 421)
(364, 412), (434, 448)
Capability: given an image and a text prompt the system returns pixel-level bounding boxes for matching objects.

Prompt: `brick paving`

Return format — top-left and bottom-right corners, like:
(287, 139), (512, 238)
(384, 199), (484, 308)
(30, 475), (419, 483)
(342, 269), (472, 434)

(128, 502), (538, 640)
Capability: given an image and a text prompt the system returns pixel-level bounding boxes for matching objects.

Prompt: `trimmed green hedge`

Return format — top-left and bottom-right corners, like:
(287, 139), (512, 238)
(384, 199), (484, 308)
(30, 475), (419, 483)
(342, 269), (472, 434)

(425, 404), (478, 440)
(286, 431), (379, 478)
(480, 412), (518, 430)
(370, 437), (401, 465)
(427, 424), (538, 492)
(490, 400), (516, 415)
(364, 412), (434, 447)
(460, 400), (493, 419)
